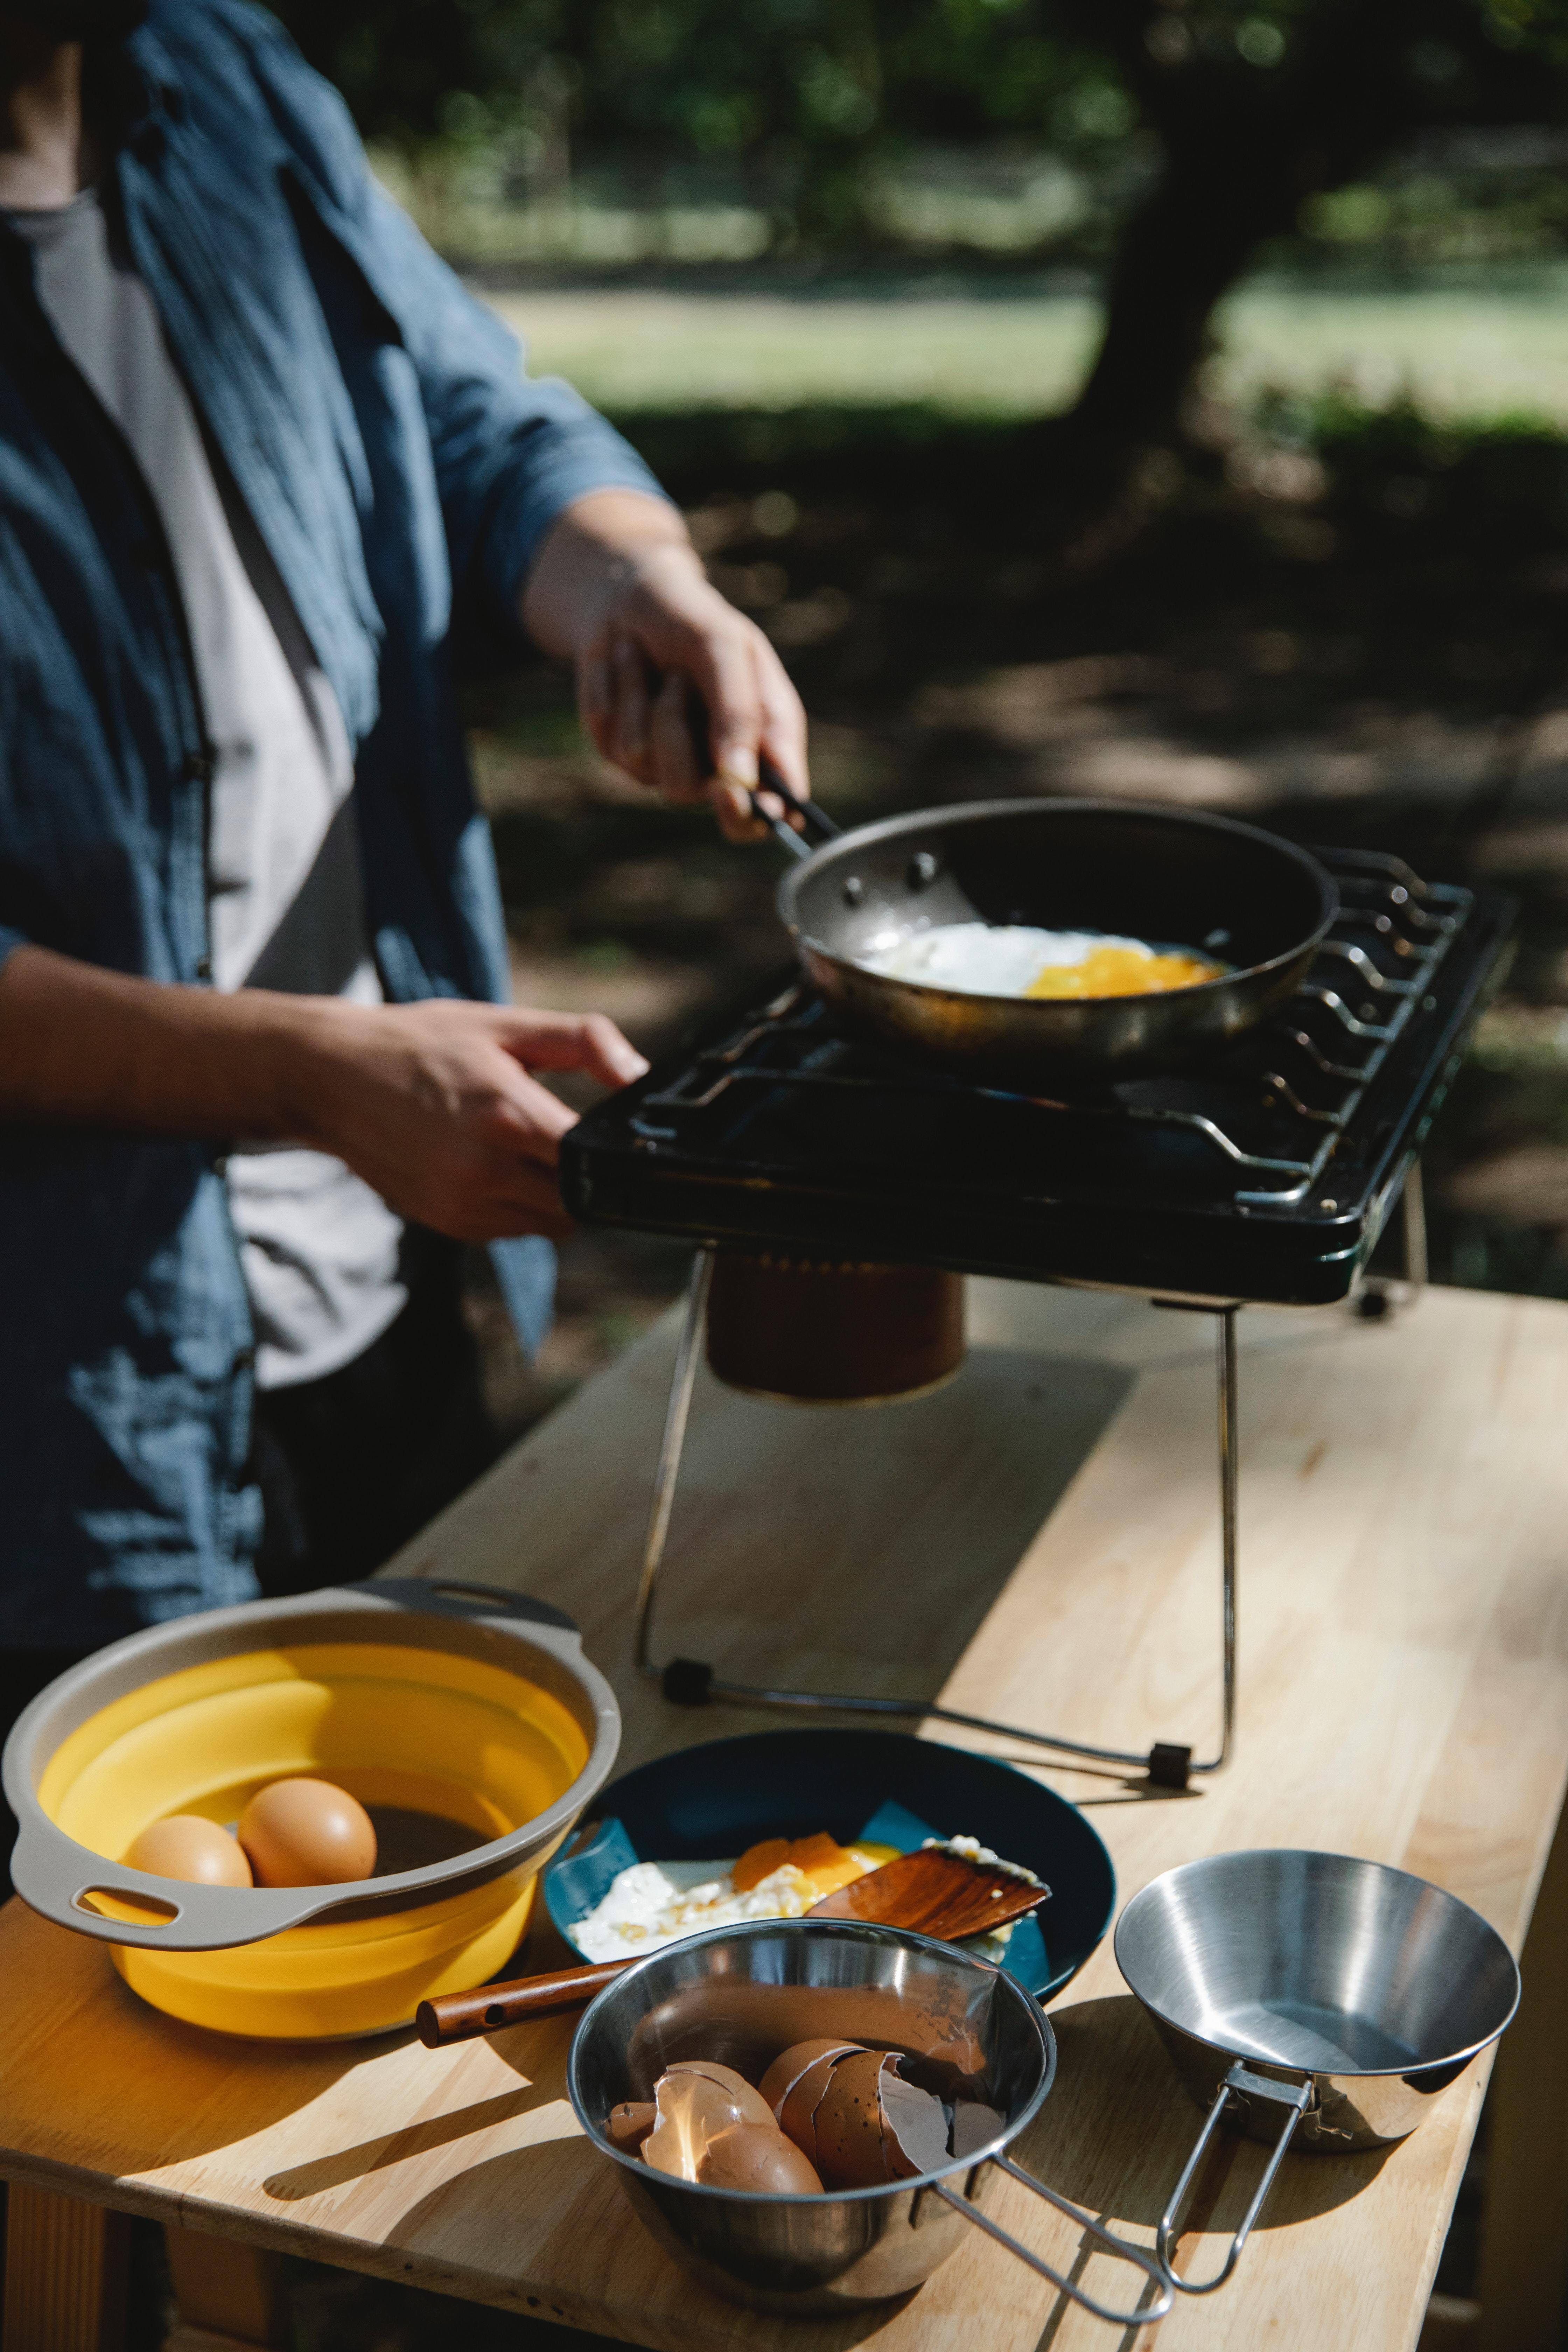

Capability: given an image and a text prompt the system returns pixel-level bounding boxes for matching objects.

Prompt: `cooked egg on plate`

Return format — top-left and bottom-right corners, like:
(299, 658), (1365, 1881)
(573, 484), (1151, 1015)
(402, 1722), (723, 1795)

(860, 922), (1225, 1000)
(570, 1829), (1034, 1966)
(571, 1832), (896, 1964)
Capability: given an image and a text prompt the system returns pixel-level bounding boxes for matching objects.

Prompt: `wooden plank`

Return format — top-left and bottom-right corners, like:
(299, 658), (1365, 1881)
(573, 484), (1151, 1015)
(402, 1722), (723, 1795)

(1474, 1799), (1568, 2351)
(2, 2183), (127, 2352)
(162, 2227), (288, 2349)
(0, 1282), (1565, 2352)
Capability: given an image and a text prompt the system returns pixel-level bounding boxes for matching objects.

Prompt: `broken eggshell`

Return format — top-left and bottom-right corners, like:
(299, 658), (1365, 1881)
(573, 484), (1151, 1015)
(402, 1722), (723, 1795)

(810, 2047), (899, 2190)
(605, 2100), (656, 2151)
(697, 2122), (824, 2195)
(878, 2063), (952, 2180)
(760, 2038), (864, 2126)
(642, 2062), (781, 2181)
(662, 2059), (776, 2129)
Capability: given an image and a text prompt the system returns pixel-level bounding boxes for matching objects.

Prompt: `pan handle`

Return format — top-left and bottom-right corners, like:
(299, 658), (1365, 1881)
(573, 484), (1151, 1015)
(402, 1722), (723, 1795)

(1156, 2062), (1312, 2294)
(747, 755), (840, 859)
(934, 2154), (1173, 2328)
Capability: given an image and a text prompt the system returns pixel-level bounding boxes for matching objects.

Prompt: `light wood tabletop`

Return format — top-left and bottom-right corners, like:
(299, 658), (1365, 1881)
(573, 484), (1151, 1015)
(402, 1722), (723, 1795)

(4, 1276), (1568, 2352)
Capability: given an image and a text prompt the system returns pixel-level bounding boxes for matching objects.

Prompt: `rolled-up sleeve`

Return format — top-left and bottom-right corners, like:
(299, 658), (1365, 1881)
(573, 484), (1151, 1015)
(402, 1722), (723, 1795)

(236, 9), (672, 625)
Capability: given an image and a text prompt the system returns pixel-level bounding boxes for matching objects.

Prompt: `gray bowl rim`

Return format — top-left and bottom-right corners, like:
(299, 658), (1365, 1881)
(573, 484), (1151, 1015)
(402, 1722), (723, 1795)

(4, 1580), (624, 1942)
(1113, 1846), (1522, 2080)
(777, 797), (1339, 1009)
(566, 1916), (1056, 2206)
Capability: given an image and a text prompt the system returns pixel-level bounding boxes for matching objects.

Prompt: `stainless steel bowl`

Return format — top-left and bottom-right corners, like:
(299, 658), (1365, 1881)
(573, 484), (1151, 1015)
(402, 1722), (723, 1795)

(567, 1918), (1170, 2323)
(1116, 1850), (1520, 2295)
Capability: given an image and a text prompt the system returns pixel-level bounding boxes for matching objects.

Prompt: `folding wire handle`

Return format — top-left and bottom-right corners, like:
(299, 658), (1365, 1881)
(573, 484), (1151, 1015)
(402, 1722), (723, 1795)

(935, 2154), (1174, 2328)
(1156, 2063), (1312, 2294)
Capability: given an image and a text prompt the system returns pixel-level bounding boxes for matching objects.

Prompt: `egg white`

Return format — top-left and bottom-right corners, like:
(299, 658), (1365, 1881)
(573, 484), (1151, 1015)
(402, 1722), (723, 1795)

(863, 922), (1170, 998)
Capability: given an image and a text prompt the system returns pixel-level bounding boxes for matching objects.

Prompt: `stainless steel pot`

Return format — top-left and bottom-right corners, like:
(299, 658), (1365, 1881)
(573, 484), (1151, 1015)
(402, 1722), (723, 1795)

(567, 1917), (1171, 2324)
(1115, 1849), (1521, 2295)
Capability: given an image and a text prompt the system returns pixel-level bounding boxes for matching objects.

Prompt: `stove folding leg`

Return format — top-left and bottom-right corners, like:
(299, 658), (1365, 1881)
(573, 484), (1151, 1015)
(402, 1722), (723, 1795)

(633, 1249), (1238, 1787)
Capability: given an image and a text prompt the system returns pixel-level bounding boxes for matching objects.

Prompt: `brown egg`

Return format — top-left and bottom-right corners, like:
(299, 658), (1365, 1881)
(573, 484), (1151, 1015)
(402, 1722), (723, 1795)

(605, 2101), (657, 2151)
(758, 2038), (863, 2120)
(878, 2064), (951, 2179)
(127, 1815), (253, 1888)
(237, 1778), (377, 1887)
(811, 2049), (896, 2191)
(697, 2123), (823, 2196)
(662, 2059), (775, 2130)
(643, 2068), (769, 2182)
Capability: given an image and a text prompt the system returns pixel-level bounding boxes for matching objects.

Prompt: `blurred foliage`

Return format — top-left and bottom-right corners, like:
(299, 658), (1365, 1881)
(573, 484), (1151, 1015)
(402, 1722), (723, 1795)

(272, 0), (1568, 258)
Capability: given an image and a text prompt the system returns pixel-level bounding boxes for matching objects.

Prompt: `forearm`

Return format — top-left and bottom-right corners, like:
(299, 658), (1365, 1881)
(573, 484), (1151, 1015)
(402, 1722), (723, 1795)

(521, 488), (697, 659)
(0, 944), (318, 1139)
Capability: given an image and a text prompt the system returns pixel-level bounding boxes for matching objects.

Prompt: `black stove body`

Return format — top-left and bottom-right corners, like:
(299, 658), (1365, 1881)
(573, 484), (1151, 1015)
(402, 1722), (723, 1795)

(564, 850), (1513, 1308)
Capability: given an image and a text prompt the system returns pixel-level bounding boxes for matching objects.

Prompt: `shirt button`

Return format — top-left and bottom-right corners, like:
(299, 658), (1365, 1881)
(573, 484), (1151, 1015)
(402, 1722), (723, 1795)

(195, 955), (213, 981)
(184, 750), (215, 785)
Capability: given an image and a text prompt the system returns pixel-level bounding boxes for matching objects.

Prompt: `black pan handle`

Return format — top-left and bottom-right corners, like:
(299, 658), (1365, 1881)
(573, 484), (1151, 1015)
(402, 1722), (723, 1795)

(675, 672), (839, 855)
(748, 756), (840, 859)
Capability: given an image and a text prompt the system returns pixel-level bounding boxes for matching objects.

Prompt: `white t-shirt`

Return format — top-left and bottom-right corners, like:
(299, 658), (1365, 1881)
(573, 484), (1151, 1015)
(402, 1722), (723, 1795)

(10, 191), (406, 1389)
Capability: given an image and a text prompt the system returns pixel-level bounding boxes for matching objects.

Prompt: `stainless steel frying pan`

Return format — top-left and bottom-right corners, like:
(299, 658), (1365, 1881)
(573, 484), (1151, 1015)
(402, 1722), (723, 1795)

(751, 782), (1337, 1088)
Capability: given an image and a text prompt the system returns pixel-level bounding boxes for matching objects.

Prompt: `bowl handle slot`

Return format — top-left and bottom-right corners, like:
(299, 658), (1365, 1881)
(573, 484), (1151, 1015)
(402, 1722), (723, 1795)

(7, 1830), (344, 1950)
(1155, 2062), (1311, 2294)
(934, 2155), (1174, 2328)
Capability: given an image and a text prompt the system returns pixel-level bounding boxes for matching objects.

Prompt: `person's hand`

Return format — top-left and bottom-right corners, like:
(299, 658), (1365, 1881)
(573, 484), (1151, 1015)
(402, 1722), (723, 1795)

(521, 490), (810, 844)
(576, 542), (810, 844)
(290, 997), (648, 1243)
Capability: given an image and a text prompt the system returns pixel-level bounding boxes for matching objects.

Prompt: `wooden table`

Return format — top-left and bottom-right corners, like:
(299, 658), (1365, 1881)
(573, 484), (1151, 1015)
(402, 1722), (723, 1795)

(5, 1279), (1568, 2352)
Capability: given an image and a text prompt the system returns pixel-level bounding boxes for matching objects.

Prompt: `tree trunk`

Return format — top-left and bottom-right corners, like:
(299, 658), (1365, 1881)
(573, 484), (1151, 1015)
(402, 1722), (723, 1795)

(1064, 0), (1442, 448)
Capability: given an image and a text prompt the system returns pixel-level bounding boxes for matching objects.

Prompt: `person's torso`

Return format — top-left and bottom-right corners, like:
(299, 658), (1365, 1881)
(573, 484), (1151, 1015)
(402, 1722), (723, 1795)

(8, 189), (407, 1390)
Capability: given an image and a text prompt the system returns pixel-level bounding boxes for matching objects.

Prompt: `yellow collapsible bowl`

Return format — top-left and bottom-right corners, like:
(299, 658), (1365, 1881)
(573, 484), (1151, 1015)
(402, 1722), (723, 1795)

(3, 1581), (621, 2039)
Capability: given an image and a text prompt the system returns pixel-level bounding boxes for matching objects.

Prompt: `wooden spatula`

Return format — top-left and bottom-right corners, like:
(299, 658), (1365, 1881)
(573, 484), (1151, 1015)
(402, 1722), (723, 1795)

(416, 1847), (1049, 2048)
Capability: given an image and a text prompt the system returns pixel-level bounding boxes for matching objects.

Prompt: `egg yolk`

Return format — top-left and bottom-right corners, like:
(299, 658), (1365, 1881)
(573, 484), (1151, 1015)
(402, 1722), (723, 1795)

(1023, 944), (1223, 999)
(733, 1832), (893, 1901)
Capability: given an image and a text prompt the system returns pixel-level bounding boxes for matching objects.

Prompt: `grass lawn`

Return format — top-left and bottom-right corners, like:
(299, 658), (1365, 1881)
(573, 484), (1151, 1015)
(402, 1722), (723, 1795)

(482, 263), (1568, 427)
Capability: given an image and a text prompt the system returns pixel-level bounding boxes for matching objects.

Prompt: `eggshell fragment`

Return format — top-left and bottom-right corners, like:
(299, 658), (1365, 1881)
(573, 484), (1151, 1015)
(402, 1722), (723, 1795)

(237, 1778), (377, 1887)
(663, 2059), (775, 2130)
(811, 2048), (896, 2190)
(697, 2123), (824, 2195)
(644, 2067), (775, 2182)
(878, 2064), (952, 2179)
(774, 2043), (867, 2165)
(605, 2101), (656, 2151)
(127, 1816), (253, 1888)
(759, 2038), (864, 2121)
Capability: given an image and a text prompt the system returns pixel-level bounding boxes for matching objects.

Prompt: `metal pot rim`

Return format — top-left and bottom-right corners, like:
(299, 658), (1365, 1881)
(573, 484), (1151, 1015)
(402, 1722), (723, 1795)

(566, 1916), (1056, 2205)
(777, 797), (1338, 1009)
(1114, 1846), (1522, 2081)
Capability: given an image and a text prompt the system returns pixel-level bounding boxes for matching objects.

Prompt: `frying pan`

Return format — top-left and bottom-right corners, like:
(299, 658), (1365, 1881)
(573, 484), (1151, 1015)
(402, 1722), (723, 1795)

(750, 780), (1337, 1087)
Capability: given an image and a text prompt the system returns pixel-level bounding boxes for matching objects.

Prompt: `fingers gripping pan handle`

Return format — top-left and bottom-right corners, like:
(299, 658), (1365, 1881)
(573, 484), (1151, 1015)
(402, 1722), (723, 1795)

(935, 2154), (1174, 2329)
(1157, 2064), (1311, 2294)
(745, 758), (840, 861)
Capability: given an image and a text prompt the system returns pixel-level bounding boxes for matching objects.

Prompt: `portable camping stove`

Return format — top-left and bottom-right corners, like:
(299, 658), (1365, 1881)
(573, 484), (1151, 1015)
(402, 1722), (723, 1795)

(563, 849), (1514, 1786)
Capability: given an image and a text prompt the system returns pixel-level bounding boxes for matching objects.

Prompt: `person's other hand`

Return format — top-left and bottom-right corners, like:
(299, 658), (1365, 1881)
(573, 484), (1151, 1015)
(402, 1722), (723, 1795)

(292, 998), (648, 1243)
(579, 542), (809, 843)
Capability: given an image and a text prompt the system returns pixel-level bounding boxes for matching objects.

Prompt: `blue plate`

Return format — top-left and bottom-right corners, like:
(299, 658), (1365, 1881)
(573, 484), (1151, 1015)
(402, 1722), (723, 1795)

(542, 1728), (1114, 2002)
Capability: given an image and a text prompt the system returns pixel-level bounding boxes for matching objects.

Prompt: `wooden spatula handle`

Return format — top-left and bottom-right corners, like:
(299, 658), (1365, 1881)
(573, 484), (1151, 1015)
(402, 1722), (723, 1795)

(416, 1958), (625, 2046)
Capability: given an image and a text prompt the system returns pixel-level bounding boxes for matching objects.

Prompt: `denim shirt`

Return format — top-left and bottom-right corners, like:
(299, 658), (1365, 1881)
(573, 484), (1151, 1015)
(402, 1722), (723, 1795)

(0, 2), (665, 1644)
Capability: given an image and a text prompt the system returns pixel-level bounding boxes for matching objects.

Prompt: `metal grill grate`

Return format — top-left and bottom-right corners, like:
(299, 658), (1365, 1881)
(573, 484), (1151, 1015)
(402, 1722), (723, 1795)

(629, 849), (1471, 1211)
